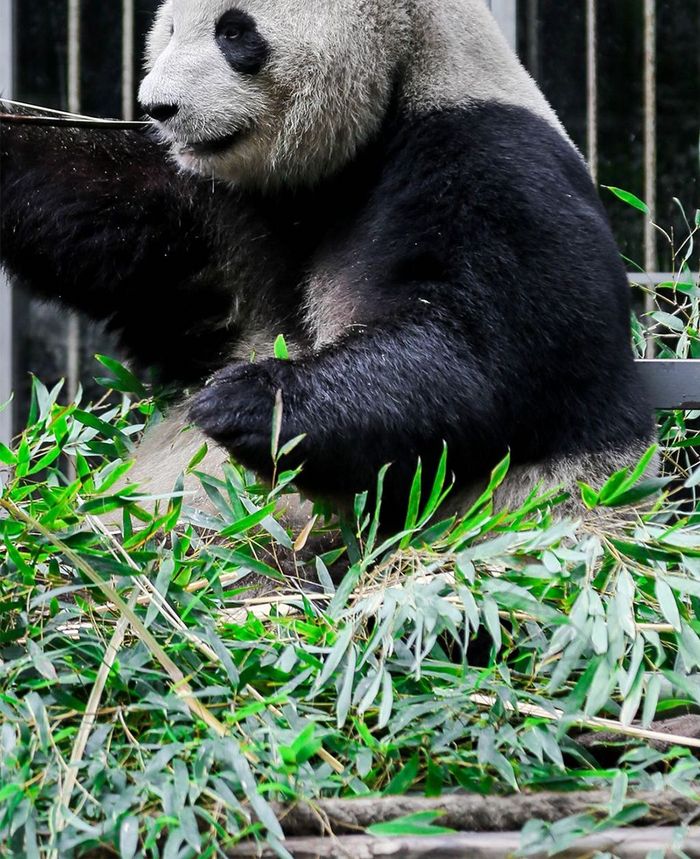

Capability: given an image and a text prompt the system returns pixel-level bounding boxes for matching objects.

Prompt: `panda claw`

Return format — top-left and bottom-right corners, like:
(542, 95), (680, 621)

(188, 361), (282, 474)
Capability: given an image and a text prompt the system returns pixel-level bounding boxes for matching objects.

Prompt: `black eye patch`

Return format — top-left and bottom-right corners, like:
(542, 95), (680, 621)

(215, 10), (270, 75)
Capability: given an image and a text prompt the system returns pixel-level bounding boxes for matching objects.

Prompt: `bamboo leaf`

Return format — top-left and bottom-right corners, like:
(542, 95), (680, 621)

(603, 185), (650, 214)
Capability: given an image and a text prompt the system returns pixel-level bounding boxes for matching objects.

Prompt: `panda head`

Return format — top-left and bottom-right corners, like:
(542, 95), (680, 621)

(139, 0), (409, 189)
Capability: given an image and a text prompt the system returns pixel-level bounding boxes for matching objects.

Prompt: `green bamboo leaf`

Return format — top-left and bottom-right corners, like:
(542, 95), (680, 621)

(418, 443), (450, 525)
(602, 185), (650, 214)
(336, 646), (357, 729)
(400, 459), (423, 549)
(273, 334), (290, 360)
(377, 668), (394, 729)
(119, 816), (139, 859)
(229, 745), (284, 840)
(367, 811), (455, 837)
(482, 598), (502, 653)
(0, 443), (16, 465)
(642, 674), (662, 727)
(620, 664), (645, 726)
(656, 578), (681, 631)
(383, 754), (420, 796)
(578, 481), (599, 509)
(281, 723), (321, 766)
(187, 443), (209, 471)
(96, 354), (147, 397)
(275, 433), (306, 461)
(313, 625), (354, 694)
(603, 477), (670, 508)
(219, 501), (278, 538)
(679, 626), (700, 670)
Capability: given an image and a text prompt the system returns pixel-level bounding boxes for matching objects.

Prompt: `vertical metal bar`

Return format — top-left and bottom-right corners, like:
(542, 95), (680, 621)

(122, 0), (135, 120)
(526, 0), (539, 79)
(67, 0), (82, 403)
(67, 0), (81, 123)
(586, 0), (599, 185)
(643, 0), (658, 357)
(0, 0), (14, 447)
(643, 0), (658, 273)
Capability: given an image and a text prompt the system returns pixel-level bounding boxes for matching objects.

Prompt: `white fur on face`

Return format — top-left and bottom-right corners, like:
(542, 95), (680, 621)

(139, 0), (570, 187)
(140, 0), (406, 188)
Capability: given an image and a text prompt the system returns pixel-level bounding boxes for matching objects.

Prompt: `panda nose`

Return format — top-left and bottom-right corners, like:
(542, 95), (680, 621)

(140, 102), (179, 122)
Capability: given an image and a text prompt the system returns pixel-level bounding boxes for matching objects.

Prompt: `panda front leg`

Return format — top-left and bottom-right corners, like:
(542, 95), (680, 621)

(0, 105), (251, 380)
(190, 316), (500, 527)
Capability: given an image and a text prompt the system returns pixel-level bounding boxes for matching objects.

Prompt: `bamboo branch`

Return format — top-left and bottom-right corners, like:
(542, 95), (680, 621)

(0, 113), (150, 130)
(50, 589), (140, 858)
(0, 498), (228, 740)
(469, 694), (700, 750)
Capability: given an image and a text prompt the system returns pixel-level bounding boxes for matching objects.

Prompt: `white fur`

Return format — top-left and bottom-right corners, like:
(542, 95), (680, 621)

(141, 0), (406, 187)
(404, 0), (566, 135)
(121, 405), (229, 511)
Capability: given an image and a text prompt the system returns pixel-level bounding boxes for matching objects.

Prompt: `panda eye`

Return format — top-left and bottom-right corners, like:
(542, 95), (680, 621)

(215, 10), (269, 75)
(215, 11), (250, 41)
(221, 24), (241, 41)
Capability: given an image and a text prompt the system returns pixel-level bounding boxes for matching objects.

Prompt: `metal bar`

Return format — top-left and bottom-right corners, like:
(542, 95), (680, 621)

(526, 0), (539, 79)
(586, 0), (599, 185)
(122, 0), (135, 120)
(67, 0), (82, 404)
(488, 0), (517, 50)
(0, 0), (14, 447)
(67, 0), (81, 116)
(637, 360), (700, 410)
(628, 272), (699, 286)
(643, 0), (658, 358)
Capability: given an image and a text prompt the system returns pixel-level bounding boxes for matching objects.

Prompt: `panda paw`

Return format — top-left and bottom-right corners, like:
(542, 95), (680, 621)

(189, 361), (287, 476)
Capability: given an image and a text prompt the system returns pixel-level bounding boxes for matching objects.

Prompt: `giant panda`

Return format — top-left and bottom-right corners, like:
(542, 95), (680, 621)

(0, 0), (655, 533)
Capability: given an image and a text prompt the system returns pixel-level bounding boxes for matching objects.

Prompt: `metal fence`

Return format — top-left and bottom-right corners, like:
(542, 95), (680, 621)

(0, 0), (699, 445)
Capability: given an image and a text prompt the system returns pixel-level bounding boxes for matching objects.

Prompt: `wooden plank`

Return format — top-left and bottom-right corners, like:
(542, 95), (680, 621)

(228, 827), (700, 859)
(227, 793), (700, 858)
(269, 791), (698, 836)
(637, 358), (700, 410)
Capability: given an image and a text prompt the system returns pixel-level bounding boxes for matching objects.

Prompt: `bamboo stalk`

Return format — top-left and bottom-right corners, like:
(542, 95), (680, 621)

(50, 590), (140, 858)
(470, 693), (700, 750)
(0, 113), (149, 130)
(0, 498), (228, 740)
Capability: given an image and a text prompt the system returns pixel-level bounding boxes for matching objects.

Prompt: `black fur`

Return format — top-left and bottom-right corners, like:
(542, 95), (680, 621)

(215, 10), (270, 76)
(0, 110), (307, 383)
(0, 101), (654, 524)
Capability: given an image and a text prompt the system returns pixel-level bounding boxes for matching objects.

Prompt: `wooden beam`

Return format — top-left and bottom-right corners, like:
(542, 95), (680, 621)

(228, 827), (700, 859)
(268, 790), (699, 836)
